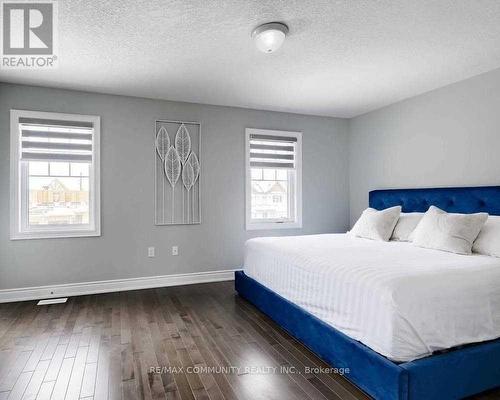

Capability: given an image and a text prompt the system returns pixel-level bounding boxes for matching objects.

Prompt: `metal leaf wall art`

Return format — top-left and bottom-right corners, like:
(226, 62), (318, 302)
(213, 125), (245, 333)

(155, 126), (170, 160)
(175, 124), (191, 222)
(188, 152), (200, 183)
(164, 146), (181, 223)
(187, 153), (200, 222)
(155, 126), (170, 222)
(175, 124), (191, 165)
(182, 161), (195, 223)
(155, 121), (201, 225)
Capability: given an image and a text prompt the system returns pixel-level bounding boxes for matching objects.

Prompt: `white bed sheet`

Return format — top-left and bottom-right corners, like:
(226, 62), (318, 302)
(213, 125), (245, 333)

(243, 234), (500, 362)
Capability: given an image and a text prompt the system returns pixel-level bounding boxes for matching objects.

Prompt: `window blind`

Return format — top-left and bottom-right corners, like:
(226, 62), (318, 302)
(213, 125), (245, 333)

(249, 133), (296, 169)
(19, 117), (93, 162)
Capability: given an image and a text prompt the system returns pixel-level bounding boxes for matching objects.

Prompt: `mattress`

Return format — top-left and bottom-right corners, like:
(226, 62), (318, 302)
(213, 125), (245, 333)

(243, 234), (500, 362)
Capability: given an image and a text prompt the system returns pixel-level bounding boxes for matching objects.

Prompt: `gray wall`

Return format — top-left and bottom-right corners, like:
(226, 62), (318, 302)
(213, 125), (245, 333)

(8, 64), (498, 290)
(0, 83), (350, 290)
(349, 67), (500, 225)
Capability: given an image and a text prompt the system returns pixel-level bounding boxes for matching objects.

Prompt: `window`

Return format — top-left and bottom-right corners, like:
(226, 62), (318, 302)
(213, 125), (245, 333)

(245, 128), (302, 230)
(10, 110), (100, 239)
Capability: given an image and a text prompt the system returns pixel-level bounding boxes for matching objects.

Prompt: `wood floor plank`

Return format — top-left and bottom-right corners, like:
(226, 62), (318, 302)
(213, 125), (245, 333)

(9, 371), (32, 400)
(40, 337), (60, 362)
(188, 291), (317, 400)
(0, 281), (498, 400)
(79, 328), (92, 349)
(164, 295), (221, 400)
(86, 328), (101, 365)
(108, 335), (122, 400)
(51, 357), (75, 400)
(147, 293), (195, 400)
(49, 300), (75, 336)
(132, 293), (166, 400)
(0, 351), (18, 386)
(62, 298), (82, 339)
(36, 380), (55, 400)
(0, 351), (31, 392)
(229, 297), (354, 400)
(121, 379), (138, 400)
(130, 352), (150, 400)
(22, 359), (50, 400)
(232, 294), (367, 400)
(73, 297), (92, 335)
(24, 335), (50, 372)
(177, 294), (256, 400)
(65, 335), (82, 359)
(92, 337), (109, 400)
(65, 346), (89, 400)
(147, 321), (181, 400)
(44, 344), (68, 382)
(98, 293), (119, 400)
(80, 362), (97, 398)
(0, 303), (38, 351)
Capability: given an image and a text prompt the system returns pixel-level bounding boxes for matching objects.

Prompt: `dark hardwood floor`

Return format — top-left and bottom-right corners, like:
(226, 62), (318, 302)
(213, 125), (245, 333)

(0, 281), (499, 400)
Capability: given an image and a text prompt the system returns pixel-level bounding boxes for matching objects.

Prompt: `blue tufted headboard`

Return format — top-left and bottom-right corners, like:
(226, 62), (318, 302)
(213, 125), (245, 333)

(369, 186), (500, 215)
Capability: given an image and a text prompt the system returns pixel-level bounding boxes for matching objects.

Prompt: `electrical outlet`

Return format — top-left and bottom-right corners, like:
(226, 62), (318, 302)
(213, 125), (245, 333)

(172, 246), (179, 256)
(148, 246), (155, 257)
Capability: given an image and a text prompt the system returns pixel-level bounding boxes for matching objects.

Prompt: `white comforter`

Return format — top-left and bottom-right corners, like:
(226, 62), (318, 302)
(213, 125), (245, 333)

(243, 234), (500, 362)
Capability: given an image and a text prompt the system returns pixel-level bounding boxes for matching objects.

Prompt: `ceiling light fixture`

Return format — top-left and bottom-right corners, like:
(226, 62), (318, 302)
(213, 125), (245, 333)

(252, 22), (289, 53)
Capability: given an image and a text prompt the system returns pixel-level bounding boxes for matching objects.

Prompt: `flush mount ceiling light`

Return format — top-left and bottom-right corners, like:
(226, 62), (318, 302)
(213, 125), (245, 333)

(252, 22), (289, 53)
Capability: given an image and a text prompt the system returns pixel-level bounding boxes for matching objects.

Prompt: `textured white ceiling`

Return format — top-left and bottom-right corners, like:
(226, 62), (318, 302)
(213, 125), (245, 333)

(2, 0), (500, 117)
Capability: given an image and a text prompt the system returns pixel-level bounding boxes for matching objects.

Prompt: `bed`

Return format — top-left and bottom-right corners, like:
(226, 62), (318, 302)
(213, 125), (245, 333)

(235, 186), (500, 400)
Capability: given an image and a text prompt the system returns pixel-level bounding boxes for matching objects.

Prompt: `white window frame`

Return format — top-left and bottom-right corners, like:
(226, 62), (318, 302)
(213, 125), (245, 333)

(245, 128), (302, 230)
(10, 109), (101, 240)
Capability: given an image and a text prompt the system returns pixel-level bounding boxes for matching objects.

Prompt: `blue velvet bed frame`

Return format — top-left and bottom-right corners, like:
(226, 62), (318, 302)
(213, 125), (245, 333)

(235, 186), (500, 400)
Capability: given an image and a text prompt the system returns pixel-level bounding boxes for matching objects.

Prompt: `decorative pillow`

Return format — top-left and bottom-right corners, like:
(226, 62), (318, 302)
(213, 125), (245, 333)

(412, 206), (488, 255)
(350, 206), (401, 241)
(391, 212), (423, 242)
(473, 216), (500, 257)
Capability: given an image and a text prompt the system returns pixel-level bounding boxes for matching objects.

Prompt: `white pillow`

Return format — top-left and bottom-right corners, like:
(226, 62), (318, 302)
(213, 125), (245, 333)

(391, 212), (423, 242)
(473, 216), (500, 257)
(350, 206), (401, 241)
(412, 206), (488, 255)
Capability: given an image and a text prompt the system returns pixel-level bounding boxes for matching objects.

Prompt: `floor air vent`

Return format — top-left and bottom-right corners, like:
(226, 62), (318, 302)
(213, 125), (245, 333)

(37, 298), (68, 305)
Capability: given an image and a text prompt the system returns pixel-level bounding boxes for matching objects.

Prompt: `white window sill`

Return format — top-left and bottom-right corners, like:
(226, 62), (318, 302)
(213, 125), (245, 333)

(246, 221), (302, 231)
(11, 229), (101, 240)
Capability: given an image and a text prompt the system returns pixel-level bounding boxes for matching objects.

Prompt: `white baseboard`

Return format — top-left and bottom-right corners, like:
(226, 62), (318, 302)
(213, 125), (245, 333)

(0, 269), (239, 303)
